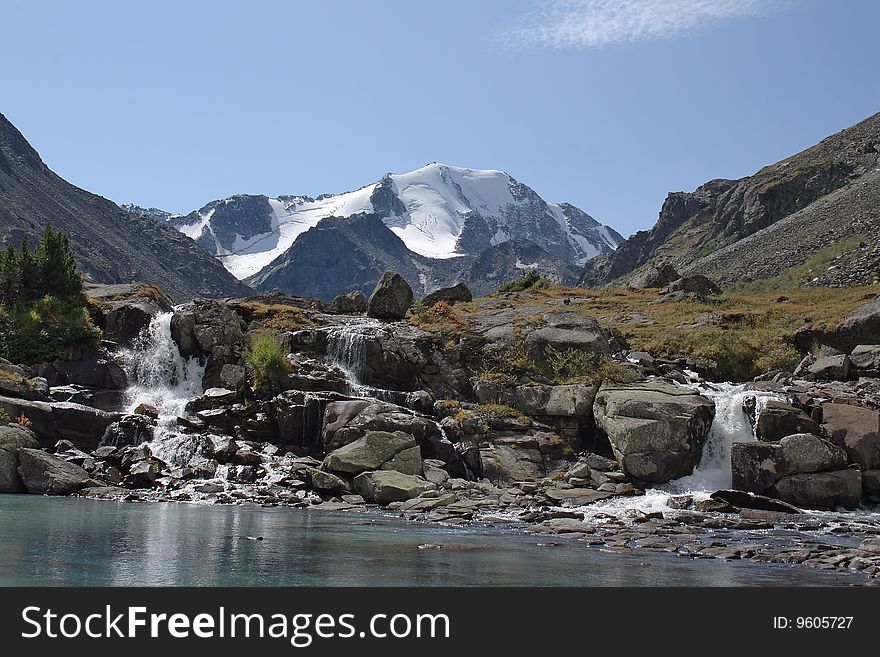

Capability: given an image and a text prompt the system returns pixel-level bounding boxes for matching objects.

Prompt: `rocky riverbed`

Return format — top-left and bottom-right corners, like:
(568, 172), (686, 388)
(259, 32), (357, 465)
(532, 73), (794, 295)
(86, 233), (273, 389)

(2, 278), (880, 584)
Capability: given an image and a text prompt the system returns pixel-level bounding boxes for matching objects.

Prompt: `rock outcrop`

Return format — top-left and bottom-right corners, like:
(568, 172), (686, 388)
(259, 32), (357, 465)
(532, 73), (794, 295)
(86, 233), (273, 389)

(594, 381), (714, 484)
(0, 424), (40, 492)
(367, 272), (414, 321)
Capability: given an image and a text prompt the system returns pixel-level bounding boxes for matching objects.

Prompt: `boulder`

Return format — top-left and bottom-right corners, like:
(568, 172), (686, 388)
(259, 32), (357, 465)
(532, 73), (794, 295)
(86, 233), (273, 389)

(352, 470), (433, 504)
(755, 400), (819, 441)
(806, 354), (850, 381)
(367, 272), (414, 321)
(593, 381), (715, 484)
(772, 467), (862, 510)
(626, 263), (680, 290)
(821, 403), (880, 470)
(472, 380), (598, 419)
(838, 300), (880, 349)
(309, 469), (350, 493)
(0, 424), (41, 492)
(17, 448), (98, 495)
(0, 396), (119, 451)
(36, 359), (128, 390)
(422, 283), (473, 308)
(660, 275), (721, 297)
(380, 445), (423, 476)
(524, 312), (610, 360)
(102, 300), (161, 344)
(850, 345), (880, 374)
(323, 431), (418, 475)
(732, 433), (857, 508)
(99, 414), (154, 449)
(170, 300), (245, 358)
(328, 291), (368, 315)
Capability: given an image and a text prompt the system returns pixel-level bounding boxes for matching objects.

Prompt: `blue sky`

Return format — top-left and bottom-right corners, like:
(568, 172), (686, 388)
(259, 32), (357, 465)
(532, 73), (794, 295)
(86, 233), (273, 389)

(2, 0), (878, 236)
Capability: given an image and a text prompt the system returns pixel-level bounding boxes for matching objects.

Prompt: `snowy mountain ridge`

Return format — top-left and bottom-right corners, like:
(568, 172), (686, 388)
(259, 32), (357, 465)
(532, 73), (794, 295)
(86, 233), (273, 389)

(169, 163), (623, 281)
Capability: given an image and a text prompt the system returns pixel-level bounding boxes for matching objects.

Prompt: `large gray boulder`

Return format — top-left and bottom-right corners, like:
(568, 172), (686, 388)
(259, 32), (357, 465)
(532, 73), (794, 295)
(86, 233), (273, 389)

(170, 300), (245, 358)
(660, 275), (720, 297)
(806, 354), (850, 381)
(732, 433), (859, 509)
(755, 400), (820, 441)
(524, 312), (610, 361)
(352, 470), (433, 504)
(422, 282), (472, 308)
(367, 272), (414, 321)
(850, 345), (880, 374)
(821, 403), (880, 470)
(593, 381), (714, 484)
(323, 431), (418, 475)
(36, 359), (128, 390)
(473, 380), (598, 418)
(839, 300), (880, 348)
(772, 467), (862, 510)
(17, 448), (99, 495)
(0, 424), (40, 492)
(0, 396), (119, 451)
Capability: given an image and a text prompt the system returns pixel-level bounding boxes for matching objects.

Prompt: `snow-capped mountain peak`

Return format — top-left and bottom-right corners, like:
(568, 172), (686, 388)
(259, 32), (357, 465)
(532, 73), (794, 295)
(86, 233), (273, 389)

(167, 163), (623, 280)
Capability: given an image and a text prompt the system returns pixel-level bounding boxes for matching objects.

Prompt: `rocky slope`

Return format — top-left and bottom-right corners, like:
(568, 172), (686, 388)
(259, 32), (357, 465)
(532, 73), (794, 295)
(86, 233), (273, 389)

(245, 213), (580, 300)
(2, 280), (880, 581)
(0, 113), (251, 302)
(580, 112), (880, 287)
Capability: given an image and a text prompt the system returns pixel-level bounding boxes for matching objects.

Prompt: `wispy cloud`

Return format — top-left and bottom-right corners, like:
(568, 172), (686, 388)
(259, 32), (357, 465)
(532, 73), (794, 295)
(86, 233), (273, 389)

(502, 0), (780, 49)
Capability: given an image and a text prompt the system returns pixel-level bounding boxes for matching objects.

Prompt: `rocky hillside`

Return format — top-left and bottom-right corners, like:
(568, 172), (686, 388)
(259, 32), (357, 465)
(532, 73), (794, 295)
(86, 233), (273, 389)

(581, 112), (880, 288)
(245, 213), (580, 300)
(0, 113), (252, 302)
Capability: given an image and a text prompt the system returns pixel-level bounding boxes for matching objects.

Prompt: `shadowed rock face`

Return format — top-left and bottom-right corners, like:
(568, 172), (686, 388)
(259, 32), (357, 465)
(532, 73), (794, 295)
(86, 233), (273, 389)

(0, 113), (251, 302)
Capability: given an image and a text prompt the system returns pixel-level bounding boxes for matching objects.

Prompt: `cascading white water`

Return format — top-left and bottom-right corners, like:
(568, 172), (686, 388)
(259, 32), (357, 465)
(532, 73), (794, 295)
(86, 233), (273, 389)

(324, 317), (409, 403)
(582, 382), (787, 517)
(117, 312), (205, 464)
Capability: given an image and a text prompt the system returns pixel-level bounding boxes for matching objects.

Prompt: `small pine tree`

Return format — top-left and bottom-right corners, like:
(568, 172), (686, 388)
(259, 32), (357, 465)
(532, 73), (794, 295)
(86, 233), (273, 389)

(36, 225), (82, 299)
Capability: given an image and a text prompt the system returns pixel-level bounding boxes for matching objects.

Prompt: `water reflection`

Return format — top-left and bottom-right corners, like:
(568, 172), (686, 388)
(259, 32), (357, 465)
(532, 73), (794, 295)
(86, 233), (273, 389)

(0, 497), (861, 586)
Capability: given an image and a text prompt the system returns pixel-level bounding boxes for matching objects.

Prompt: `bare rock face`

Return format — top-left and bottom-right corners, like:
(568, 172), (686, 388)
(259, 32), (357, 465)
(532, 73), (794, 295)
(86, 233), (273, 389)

(16, 448), (99, 495)
(352, 470), (433, 505)
(732, 433), (860, 509)
(328, 291), (368, 315)
(367, 272), (414, 321)
(322, 430), (419, 475)
(821, 403), (880, 471)
(0, 424), (40, 492)
(593, 381), (715, 484)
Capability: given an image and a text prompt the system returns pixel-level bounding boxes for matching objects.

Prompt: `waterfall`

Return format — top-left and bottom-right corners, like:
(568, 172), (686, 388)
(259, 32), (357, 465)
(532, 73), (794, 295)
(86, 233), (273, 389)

(117, 312), (205, 464)
(324, 317), (409, 403)
(582, 382), (786, 517)
(667, 383), (784, 493)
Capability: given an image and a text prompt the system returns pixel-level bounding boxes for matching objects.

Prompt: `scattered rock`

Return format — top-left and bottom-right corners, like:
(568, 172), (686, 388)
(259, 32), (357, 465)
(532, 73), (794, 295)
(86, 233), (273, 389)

(0, 424), (40, 492)
(328, 291), (368, 315)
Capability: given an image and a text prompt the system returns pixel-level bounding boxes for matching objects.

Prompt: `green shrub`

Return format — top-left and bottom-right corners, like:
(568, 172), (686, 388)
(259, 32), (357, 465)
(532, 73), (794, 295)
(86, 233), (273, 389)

(246, 333), (291, 394)
(0, 226), (97, 365)
(0, 407), (10, 424)
(545, 346), (640, 385)
(496, 269), (552, 295)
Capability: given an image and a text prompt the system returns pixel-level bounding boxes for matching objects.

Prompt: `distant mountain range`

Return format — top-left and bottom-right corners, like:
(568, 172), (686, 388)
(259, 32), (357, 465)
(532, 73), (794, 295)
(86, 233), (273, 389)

(580, 112), (880, 289)
(0, 113), (251, 302)
(130, 162), (622, 299)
